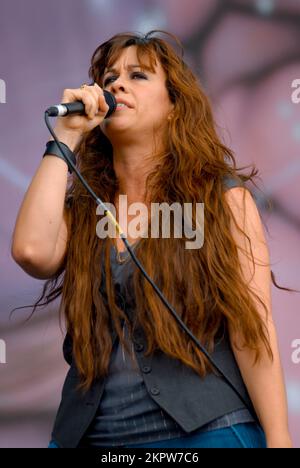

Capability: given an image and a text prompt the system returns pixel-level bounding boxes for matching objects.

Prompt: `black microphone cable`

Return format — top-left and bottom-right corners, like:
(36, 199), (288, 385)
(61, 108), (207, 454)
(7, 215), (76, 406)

(44, 109), (261, 426)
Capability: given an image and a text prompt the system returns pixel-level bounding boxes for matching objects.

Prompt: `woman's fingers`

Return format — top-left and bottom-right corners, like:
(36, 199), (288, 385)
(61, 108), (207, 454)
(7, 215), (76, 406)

(61, 84), (108, 119)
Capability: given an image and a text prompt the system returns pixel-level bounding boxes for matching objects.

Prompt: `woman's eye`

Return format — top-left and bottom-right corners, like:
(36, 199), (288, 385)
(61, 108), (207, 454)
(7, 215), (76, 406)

(103, 72), (147, 87)
(103, 76), (116, 86)
(131, 72), (147, 80)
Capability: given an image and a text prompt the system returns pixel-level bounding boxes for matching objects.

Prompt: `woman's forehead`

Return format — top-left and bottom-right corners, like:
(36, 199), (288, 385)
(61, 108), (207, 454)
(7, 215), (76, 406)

(104, 45), (158, 74)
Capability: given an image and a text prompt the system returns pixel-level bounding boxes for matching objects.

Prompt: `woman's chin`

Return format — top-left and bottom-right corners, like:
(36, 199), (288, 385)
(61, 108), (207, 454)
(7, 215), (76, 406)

(102, 120), (136, 138)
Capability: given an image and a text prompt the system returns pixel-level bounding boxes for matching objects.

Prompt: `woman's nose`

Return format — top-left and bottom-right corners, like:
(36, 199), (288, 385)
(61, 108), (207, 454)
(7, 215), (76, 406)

(110, 78), (126, 94)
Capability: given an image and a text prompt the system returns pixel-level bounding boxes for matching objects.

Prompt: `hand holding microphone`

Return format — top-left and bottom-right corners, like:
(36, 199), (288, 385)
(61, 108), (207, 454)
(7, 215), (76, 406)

(46, 83), (116, 146)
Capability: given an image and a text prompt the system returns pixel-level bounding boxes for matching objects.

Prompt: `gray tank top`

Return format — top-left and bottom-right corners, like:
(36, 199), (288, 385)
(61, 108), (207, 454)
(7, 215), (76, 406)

(80, 176), (255, 447)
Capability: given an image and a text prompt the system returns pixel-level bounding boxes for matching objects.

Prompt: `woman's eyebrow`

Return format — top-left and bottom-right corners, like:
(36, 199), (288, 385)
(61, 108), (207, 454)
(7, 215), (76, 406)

(104, 64), (150, 74)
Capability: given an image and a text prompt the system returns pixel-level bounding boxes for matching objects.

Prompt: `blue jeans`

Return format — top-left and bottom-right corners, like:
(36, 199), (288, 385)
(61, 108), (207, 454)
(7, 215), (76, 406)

(124, 423), (267, 448)
(48, 422), (267, 448)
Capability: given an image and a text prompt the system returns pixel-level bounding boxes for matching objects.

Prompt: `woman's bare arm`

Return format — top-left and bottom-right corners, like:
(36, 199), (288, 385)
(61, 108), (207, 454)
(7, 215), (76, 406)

(224, 186), (292, 448)
(11, 132), (80, 279)
(11, 83), (108, 279)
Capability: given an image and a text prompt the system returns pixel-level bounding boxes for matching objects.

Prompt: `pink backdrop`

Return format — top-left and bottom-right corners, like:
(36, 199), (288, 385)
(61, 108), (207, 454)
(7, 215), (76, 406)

(0, 0), (299, 447)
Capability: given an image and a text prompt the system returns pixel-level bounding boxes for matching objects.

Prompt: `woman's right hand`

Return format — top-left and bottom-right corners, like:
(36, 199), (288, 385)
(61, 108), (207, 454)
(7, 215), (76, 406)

(53, 82), (110, 141)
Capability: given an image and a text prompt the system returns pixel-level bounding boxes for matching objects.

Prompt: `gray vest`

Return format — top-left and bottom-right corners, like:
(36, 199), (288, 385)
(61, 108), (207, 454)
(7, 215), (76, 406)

(51, 176), (258, 448)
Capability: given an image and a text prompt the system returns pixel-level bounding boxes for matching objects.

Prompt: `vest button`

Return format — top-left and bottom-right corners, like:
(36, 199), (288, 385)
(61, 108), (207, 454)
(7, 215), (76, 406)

(142, 366), (151, 373)
(150, 387), (160, 396)
(134, 342), (144, 352)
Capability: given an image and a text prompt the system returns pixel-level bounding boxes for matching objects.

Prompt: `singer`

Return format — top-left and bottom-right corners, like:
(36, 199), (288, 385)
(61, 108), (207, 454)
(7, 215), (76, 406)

(11, 30), (292, 448)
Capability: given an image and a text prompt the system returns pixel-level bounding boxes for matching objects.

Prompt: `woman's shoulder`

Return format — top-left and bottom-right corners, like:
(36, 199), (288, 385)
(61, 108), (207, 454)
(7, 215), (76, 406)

(221, 174), (245, 192)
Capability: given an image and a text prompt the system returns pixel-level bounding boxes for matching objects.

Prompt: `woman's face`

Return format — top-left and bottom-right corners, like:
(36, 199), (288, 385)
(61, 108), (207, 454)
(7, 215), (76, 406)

(100, 45), (174, 143)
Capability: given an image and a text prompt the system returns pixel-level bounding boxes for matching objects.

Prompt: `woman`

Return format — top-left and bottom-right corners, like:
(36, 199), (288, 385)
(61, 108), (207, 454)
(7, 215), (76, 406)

(11, 30), (293, 448)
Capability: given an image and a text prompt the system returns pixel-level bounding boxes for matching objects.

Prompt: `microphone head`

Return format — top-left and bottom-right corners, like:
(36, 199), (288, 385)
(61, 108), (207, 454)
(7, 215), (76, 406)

(104, 90), (117, 118)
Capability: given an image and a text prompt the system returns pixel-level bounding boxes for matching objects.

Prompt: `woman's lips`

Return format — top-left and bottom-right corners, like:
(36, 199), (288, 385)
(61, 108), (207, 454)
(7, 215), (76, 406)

(116, 103), (128, 110)
(115, 103), (133, 111)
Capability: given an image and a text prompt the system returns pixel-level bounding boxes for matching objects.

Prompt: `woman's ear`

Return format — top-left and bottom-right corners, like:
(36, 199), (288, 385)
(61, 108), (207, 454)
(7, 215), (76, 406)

(167, 107), (175, 120)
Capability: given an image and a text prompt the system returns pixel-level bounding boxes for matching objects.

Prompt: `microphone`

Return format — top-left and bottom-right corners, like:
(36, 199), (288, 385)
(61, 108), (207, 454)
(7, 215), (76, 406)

(46, 90), (117, 119)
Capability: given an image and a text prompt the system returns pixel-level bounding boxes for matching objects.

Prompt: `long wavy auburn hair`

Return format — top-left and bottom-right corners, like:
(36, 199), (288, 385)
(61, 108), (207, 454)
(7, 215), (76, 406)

(13, 30), (297, 393)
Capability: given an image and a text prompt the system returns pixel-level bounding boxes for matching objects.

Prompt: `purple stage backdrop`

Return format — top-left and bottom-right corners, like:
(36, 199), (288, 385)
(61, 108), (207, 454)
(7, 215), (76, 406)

(0, 0), (299, 448)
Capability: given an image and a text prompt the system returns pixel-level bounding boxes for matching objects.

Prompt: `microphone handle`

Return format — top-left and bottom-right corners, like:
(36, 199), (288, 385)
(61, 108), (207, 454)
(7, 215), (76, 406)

(62, 101), (85, 115)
